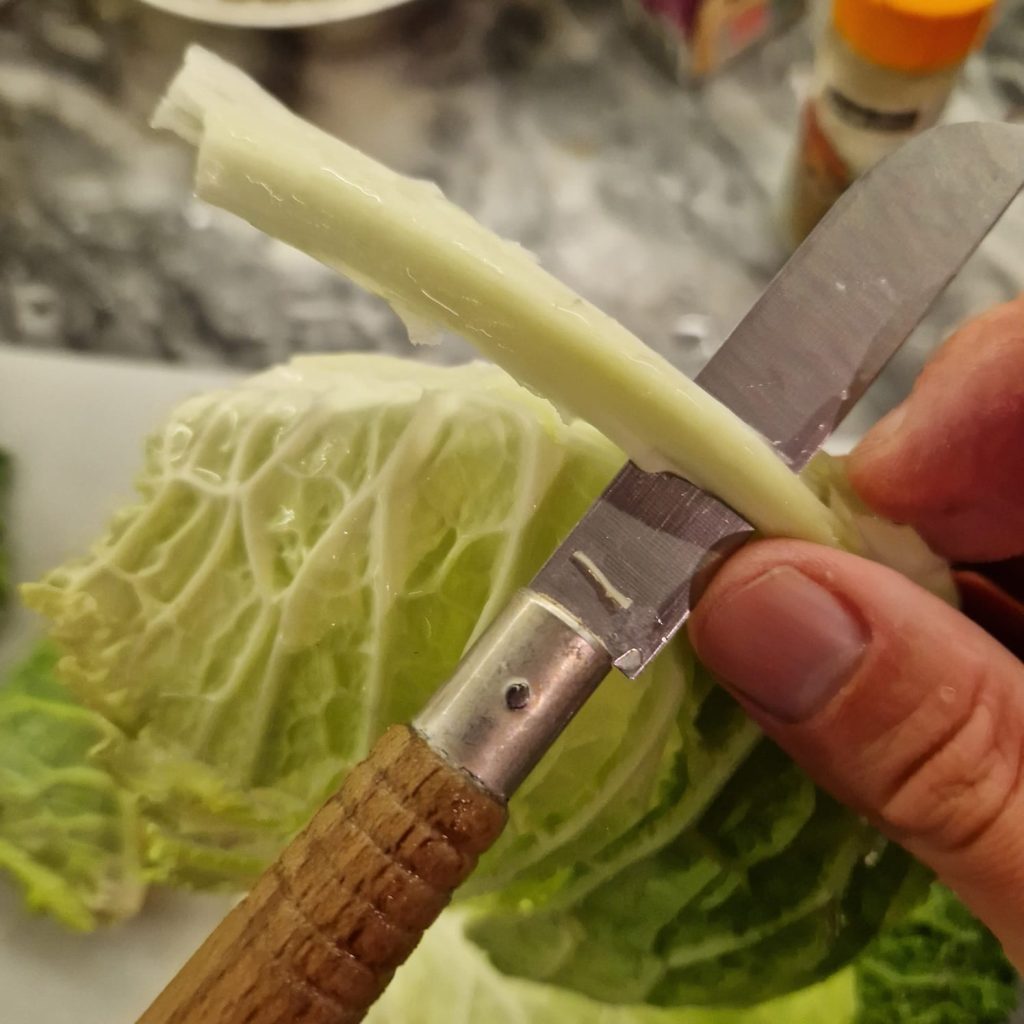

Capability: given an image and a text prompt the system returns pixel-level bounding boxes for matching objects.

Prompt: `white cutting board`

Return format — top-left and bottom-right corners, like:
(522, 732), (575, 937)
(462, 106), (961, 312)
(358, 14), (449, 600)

(0, 346), (239, 1024)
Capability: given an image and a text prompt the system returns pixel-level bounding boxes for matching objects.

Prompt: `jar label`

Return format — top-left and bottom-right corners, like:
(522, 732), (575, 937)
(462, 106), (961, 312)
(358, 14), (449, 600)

(825, 88), (920, 133)
(786, 100), (853, 244)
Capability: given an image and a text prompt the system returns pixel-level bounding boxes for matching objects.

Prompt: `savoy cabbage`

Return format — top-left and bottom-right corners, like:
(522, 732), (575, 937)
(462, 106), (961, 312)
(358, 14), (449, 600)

(20, 355), (921, 1007)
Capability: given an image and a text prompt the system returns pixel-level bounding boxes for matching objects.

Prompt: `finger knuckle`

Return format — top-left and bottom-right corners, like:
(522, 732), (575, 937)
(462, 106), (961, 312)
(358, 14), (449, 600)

(877, 666), (1023, 856)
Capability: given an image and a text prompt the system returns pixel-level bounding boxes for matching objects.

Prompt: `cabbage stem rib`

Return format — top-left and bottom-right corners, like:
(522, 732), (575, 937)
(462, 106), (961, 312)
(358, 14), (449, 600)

(153, 46), (842, 546)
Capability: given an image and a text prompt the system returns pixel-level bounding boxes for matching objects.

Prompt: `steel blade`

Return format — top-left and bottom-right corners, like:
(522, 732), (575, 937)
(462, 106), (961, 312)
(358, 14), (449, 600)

(533, 122), (1024, 676)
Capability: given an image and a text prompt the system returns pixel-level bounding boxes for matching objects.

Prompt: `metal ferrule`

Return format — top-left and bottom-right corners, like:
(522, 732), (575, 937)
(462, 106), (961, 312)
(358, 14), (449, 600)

(413, 589), (612, 800)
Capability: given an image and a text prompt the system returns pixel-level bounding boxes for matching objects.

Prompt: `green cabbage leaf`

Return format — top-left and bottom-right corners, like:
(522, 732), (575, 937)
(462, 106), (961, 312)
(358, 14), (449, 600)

(365, 908), (860, 1024)
(854, 884), (1020, 1024)
(0, 642), (145, 930)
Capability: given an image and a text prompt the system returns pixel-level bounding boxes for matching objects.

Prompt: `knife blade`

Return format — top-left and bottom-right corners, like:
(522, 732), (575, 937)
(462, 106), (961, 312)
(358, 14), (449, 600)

(138, 122), (1024, 1024)
(533, 120), (1024, 679)
(417, 121), (1024, 799)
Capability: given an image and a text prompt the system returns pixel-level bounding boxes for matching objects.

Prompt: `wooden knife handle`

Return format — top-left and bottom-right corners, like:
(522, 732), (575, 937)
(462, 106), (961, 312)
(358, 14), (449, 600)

(137, 725), (507, 1024)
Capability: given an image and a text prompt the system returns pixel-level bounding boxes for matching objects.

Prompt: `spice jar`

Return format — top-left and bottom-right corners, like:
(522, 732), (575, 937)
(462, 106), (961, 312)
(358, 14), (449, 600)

(781, 0), (995, 246)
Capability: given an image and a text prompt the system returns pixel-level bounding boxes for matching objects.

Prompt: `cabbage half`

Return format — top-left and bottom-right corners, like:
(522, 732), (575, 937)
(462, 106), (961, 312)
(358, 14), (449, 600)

(23, 355), (922, 1007)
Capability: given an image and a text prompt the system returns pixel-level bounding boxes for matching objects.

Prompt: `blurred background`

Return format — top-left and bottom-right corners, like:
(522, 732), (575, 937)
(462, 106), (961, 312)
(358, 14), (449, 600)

(3, 0), (1024, 436)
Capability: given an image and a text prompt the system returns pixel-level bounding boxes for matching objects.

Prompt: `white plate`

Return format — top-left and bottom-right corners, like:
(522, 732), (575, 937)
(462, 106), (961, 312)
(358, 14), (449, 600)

(137, 0), (416, 28)
(0, 346), (239, 1024)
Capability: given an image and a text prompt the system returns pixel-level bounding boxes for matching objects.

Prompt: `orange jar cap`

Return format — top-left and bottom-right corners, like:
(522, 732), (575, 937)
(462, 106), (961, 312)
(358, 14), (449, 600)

(833, 0), (995, 72)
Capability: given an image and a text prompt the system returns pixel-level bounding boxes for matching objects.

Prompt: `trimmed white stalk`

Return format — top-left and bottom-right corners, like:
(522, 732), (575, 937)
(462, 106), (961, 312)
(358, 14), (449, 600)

(154, 46), (844, 546)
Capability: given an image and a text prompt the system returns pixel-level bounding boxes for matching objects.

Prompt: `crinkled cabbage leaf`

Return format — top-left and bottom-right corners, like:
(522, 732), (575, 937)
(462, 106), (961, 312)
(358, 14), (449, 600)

(365, 908), (860, 1024)
(0, 642), (145, 930)
(854, 884), (1020, 1024)
(371, 884), (1018, 1024)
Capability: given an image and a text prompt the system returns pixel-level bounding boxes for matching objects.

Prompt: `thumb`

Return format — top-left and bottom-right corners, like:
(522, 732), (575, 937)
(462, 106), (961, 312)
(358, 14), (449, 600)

(689, 539), (1024, 970)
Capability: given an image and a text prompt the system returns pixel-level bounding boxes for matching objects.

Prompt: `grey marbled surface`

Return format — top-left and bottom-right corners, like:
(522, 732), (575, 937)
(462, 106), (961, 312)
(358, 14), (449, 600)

(2, 0), (1024, 437)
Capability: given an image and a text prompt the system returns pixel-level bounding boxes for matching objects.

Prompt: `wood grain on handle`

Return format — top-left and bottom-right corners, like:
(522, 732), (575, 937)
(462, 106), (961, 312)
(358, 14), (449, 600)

(137, 725), (507, 1024)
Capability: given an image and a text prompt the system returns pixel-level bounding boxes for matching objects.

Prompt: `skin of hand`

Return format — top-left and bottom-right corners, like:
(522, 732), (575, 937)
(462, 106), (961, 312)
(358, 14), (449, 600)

(690, 296), (1024, 971)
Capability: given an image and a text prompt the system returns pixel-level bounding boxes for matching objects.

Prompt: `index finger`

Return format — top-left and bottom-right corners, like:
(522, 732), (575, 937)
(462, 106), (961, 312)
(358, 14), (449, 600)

(848, 296), (1024, 562)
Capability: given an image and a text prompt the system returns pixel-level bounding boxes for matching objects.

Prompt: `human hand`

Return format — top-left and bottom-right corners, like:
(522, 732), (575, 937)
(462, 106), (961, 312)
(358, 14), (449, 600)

(690, 297), (1024, 970)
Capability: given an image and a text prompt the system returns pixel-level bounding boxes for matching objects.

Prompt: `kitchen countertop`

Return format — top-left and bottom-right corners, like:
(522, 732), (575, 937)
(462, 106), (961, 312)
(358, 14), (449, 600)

(2, 0), (1024, 436)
